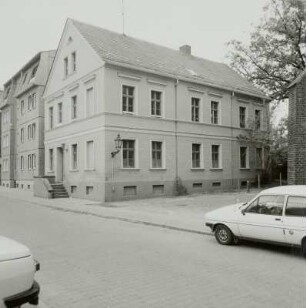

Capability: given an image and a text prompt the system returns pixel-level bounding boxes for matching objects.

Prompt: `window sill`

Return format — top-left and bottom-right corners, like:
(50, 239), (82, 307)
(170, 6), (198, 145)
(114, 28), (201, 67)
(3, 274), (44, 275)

(191, 168), (205, 171)
(120, 168), (140, 171)
(149, 168), (167, 171)
(84, 168), (95, 171)
(69, 169), (79, 172)
(240, 168), (250, 170)
(151, 115), (163, 118)
(210, 168), (223, 171)
(122, 111), (136, 115)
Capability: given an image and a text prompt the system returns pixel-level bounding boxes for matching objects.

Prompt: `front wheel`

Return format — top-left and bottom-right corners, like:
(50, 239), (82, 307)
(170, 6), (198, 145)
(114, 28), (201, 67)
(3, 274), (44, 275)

(215, 225), (234, 245)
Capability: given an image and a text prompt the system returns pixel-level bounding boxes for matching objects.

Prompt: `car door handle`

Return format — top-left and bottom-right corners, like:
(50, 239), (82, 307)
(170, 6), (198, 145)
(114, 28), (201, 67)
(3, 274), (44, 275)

(275, 218), (281, 221)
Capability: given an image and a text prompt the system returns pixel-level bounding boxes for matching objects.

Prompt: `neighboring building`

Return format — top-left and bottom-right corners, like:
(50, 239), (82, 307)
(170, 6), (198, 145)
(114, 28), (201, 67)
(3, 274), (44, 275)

(288, 71), (306, 184)
(42, 19), (269, 201)
(0, 90), (3, 184)
(0, 51), (55, 189)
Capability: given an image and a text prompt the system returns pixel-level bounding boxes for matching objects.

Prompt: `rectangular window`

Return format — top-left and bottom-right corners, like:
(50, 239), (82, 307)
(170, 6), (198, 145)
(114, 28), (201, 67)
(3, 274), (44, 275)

(153, 185), (164, 195)
(285, 196), (306, 217)
(58, 102), (63, 124)
(151, 90), (162, 116)
(31, 66), (38, 80)
(64, 57), (68, 77)
(32, 93), (36, 109)
(32, 123), (36, 140)
(21, 100), (25, 115)
(21, 128), (24, 143)
(49, 107), (53, 129)
(240, 146), (248, 169)
(192, 143), (201, 168)
(71, 96), (77, 119)
(193, 183), (203, 188)
(124, 186), (137, 196)
(49, 149), (54, 171)
(21, 156), (24, 170)
(122, 85), (135, 113)
(239, 106), (246, 128)
(212, 182), (221, 187)
(151, 141), (163, 168)
(211, 145), (220, 169)
(256, 148), (263, 169)
(71, 52), (76, 72)
(255, 109), (261, 129)
(28, 95), (32, 111)
(28, 154), (32, 170)
(86, 141), (94, 169)
(27, 125), (31, 140)
(211, 101), (219, 124)
(71, 144), (78, 170)
(122, 140), (135, 168)
(22, 73), (28, 85)
(32, 154), (36, 169)
(191, 97), (200, 122)
(86, 87), (94, 117)
(71, 186), (77, 193)
(86, 186), (93, 195)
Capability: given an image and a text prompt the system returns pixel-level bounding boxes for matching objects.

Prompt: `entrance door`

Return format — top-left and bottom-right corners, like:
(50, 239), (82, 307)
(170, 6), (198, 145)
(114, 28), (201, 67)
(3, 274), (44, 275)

(56, 147), (64, 182)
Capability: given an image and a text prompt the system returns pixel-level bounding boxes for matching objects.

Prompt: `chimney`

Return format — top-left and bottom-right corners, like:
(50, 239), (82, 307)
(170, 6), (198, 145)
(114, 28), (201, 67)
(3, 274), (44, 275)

(179, 45), (191, 56)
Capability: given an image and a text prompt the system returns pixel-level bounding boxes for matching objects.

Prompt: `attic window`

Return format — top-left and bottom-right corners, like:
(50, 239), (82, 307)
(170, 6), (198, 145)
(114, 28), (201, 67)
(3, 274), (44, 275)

(186, 68), (199, 77)
(67, 37), (73, 45)
(4, 87), (10, 99)
(22, 73), (28, 84)
(31, 66), (38, 79)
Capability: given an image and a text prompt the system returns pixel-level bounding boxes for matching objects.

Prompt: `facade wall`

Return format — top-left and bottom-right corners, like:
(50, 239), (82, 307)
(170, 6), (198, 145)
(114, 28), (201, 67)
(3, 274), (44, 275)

(288, 76), (306, 184)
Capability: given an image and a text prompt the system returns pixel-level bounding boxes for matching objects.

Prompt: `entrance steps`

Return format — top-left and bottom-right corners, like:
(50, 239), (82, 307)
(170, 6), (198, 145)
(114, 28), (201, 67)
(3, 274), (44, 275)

(51, 182), (69, 198)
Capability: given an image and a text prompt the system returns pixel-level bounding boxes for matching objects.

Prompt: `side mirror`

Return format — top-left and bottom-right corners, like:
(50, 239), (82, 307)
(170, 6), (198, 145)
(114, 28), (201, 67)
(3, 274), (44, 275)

(241, 209), (246, 216)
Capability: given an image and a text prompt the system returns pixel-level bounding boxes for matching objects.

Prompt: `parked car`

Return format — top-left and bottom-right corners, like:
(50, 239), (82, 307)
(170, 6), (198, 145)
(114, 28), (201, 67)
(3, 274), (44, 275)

(0, 236), (40, 308)
(205, 185), (306, 256)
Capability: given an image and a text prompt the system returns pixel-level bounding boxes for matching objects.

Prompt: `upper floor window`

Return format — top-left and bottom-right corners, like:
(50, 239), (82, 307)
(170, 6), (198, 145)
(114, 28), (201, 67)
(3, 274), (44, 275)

(30, 66), (38, 80)
(20, 156), (24, 170)
(49, 107), (54, 129)
(255, 109), (261, 130)
(22, 73), (28, 85)
(151, 90), (162, 117)
(4, 87), (10, 100)
(192, 143), (201, 168)
(86, 87), (94, 117)
(122, 85), (135, 113)
(64, 57), (68, 77)
(20, 128), (24, 143)
(20, 100), (25, 115)
(191, 97), (200, 122)
(3, 109), (10, 124)
(151, 141), (163, 168)
(58, 102), (63, 124)
(71, 52), (76, 72)
(239, 106), (246, 128)
(71, 95), (77, 120)
(122, 139), (135, 168)
(3, 135), (9, 148)
(211, 145), (221, 169)
(211, 101), (219, 124)
(240, 146), (249, 169)
(32, 93), (37, 109)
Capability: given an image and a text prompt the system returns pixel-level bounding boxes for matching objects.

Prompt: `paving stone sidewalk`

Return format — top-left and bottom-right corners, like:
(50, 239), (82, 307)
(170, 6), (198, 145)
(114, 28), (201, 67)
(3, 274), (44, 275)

(0, 187), (259, 234)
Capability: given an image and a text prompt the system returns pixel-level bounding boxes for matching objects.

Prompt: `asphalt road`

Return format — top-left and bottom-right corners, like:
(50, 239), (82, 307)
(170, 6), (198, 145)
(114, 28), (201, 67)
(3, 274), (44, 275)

(1, 194), (306, 308)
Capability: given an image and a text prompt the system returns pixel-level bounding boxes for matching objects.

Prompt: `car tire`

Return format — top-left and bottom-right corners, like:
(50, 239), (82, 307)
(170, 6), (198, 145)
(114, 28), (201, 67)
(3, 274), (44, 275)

(302, 238), (306, 257)
(215, 224), (234, 245)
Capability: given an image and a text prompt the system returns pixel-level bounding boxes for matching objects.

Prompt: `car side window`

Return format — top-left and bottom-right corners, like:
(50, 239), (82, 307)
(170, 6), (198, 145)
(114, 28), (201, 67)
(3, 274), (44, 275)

(285, 196), (306, 217)
(245, 195), (284, 216)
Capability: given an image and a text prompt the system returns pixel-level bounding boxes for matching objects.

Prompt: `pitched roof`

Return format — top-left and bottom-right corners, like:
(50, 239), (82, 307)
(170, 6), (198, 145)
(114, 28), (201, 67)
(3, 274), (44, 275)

(71, 19), (268, 99)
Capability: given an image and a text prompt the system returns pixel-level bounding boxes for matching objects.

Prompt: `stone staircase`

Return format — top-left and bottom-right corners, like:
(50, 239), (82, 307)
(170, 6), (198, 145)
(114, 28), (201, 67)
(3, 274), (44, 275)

(51, 183), (69, 198)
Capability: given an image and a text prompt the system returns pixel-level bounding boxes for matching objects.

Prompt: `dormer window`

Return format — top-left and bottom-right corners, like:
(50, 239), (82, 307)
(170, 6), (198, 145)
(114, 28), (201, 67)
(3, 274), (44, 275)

(22, 73), (28, 85)
(71, 52), (76, 72)
(4, 87), (10, 100)
(30, 66), (38, 82)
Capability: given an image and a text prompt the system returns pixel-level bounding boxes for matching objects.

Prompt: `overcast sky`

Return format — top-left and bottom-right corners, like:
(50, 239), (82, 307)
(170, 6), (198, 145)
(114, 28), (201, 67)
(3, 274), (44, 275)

(0, 0), (270, 87)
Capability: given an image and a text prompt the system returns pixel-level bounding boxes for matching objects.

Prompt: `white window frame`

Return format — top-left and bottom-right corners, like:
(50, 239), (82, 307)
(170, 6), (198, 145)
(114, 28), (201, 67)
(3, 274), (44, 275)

(71, 51), (77, 73)
(211, 144), (223, 169)
(58, 102), (63, 124)
(150, 88), (164, 118)
(191, 143), (204, 169)
(121, 138), (138, 169)
(239, 146), (249, 169)
(210, 99), (221, 125)
(86, 86), (95, 117)
(121, 83), (137, 115)
(85, 140), (95, 170)
(49, 106), (54, 129)
(64, 57), (69, 77)
(150, 140), (166, 169)
(255, 109), (262, 130)
(239, 105), (248, 129)
(191, 96), (202, 122)
(70, 143), (78, 170)
(71, 95), (78, 120)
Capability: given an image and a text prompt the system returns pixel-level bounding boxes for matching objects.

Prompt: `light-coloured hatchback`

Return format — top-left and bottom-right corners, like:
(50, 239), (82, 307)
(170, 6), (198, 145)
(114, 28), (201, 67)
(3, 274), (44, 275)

(0, 236), (40, 308)
(205, 186), (306, 256)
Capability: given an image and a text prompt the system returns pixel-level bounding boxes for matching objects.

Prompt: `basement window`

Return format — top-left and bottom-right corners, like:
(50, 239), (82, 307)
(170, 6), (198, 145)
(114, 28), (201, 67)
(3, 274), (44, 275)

(86, 186), (93, 195)
(193, 183), (202, 189)
(71, 186), (77, 193)
(124, 186), (137, 196)
(212, 182), (221, 187)
(153, 185), (164, 195)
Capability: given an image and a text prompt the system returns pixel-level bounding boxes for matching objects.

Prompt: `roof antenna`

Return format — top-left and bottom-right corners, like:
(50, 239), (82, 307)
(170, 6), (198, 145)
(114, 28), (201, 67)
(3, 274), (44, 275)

(122, 0), (125, 35)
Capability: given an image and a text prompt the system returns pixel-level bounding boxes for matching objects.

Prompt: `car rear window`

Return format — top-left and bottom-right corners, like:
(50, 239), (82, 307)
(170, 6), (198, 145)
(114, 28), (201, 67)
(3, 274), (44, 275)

(285, 196), (306, 217)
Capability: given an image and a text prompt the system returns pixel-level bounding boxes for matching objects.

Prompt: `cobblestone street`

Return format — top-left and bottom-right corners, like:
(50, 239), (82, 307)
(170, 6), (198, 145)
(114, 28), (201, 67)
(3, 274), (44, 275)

(1, 190), (306, 308)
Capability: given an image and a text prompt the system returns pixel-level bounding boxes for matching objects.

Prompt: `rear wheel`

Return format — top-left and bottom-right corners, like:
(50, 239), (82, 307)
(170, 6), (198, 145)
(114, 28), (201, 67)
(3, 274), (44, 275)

(215, 225), (234, 245)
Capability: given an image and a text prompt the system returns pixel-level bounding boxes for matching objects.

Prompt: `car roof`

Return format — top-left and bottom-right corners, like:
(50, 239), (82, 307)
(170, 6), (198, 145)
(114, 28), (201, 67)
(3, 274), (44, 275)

(260, 185), (306, 197)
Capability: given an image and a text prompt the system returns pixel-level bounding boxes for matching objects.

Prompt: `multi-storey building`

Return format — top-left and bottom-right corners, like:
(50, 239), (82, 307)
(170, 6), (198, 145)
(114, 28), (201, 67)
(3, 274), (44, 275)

(41, 19), (270, 201)
(0, 51), (55, 189)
